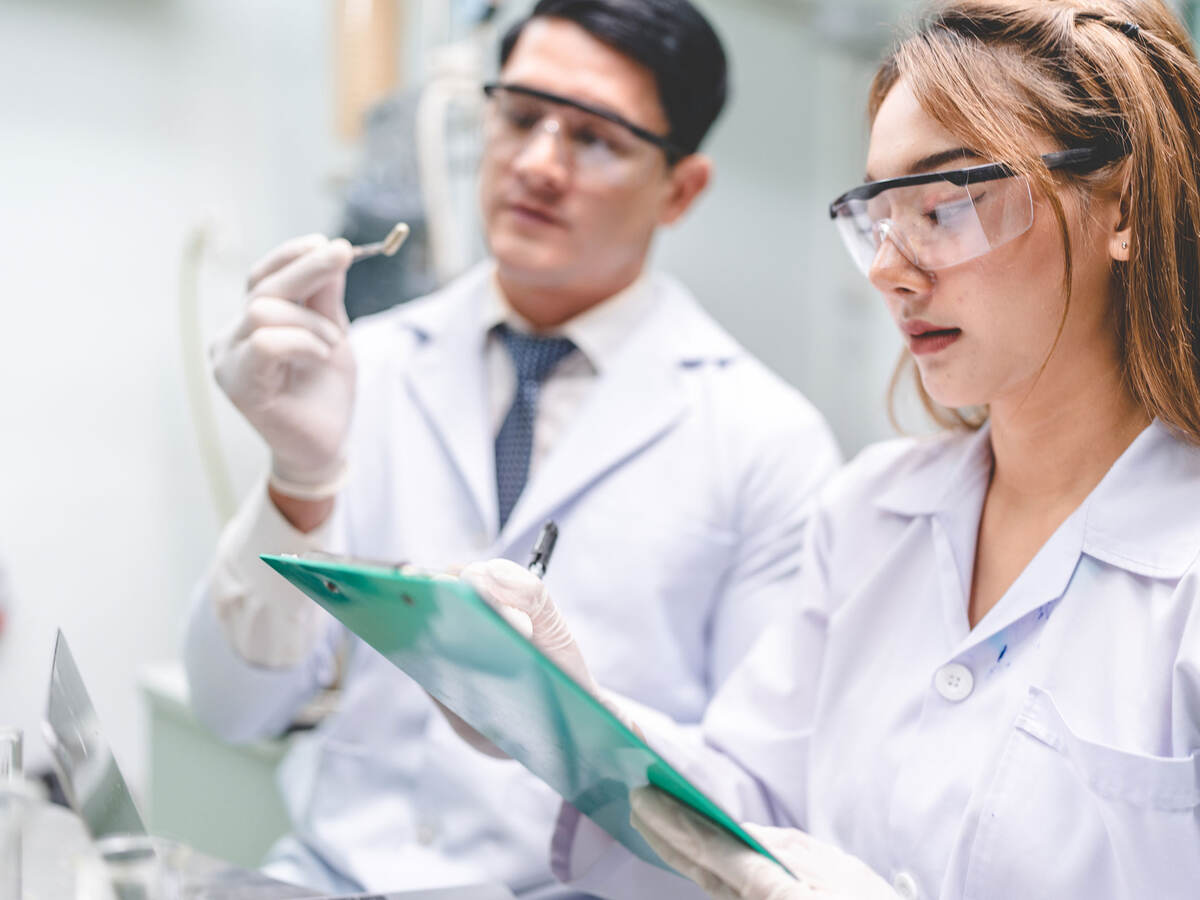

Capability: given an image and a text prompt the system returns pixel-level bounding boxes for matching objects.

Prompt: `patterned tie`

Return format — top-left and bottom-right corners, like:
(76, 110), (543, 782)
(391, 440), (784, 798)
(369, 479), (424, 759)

(494, 324), (577, 530)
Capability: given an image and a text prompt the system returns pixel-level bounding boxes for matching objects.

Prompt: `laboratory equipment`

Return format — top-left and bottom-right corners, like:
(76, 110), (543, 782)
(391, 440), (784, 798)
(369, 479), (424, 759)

(44, 630), (147, 839)
(351, 222), (411, 263)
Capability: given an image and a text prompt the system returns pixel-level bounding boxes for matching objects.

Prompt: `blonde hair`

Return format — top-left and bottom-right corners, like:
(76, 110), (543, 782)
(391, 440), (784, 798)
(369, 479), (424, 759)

(873, 0), (1200, 441)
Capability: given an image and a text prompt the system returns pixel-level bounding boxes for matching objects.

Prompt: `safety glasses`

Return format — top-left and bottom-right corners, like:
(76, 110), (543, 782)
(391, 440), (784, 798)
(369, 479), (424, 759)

(482, 82), (684, 181)
(827, 146), (1122, 275)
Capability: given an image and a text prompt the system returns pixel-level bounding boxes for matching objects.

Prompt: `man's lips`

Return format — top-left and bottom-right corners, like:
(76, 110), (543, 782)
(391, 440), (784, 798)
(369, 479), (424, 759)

(901, 319), (962, 355)
(505, 202), (567, 228)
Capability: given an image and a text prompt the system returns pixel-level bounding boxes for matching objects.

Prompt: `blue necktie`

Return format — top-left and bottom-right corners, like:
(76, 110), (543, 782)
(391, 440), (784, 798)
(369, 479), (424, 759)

(494, 324), (577, 530)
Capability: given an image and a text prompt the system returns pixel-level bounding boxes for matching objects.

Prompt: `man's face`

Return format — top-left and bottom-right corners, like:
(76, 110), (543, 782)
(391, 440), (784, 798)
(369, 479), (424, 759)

(479, 18), (677, 299)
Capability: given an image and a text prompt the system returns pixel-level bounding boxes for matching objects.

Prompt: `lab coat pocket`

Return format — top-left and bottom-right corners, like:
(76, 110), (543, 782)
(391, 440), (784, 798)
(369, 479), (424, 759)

(1012, 687), (1200, 810)
(965, 686), (1200, 900)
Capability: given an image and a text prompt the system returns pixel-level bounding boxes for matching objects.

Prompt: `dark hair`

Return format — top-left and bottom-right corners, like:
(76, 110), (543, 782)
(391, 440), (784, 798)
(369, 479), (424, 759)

(499, 0), (729, 159)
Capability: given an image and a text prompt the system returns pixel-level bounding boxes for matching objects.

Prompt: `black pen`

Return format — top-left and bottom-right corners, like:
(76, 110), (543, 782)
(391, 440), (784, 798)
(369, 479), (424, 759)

(527, 521), (558, 578)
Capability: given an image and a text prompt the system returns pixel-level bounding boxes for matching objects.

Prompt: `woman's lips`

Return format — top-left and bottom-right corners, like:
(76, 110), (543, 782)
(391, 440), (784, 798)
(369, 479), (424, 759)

(901, 320), (961, 355)
(907, 328), (962, 355)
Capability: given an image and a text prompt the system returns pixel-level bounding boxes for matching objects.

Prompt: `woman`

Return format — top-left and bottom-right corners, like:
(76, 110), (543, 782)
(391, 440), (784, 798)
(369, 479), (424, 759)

(459, 1), (1200, 896)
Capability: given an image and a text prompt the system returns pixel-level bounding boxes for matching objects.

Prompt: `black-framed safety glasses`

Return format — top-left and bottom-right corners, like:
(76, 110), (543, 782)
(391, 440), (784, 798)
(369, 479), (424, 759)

(482, 82), (686, 167)
(828, 146), (1125, 274)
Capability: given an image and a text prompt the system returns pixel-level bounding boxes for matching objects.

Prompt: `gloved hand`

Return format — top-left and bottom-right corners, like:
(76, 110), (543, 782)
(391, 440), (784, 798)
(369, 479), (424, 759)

(459, 559), (599, 696)
(442, 559), (639, 758)
(211, 234), (356, 499)
(630, 787), (899, 900)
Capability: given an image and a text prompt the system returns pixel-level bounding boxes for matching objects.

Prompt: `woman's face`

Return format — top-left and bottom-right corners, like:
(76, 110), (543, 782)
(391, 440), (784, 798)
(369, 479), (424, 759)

(864, 80), (1126, 413)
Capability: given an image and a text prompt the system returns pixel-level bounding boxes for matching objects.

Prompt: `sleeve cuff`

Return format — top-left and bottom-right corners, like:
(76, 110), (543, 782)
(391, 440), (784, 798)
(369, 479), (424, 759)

(210, 479), (335, 667)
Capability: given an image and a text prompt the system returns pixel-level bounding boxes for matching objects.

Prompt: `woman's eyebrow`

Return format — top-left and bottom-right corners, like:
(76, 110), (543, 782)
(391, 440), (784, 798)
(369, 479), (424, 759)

(864, 146), (981, 182)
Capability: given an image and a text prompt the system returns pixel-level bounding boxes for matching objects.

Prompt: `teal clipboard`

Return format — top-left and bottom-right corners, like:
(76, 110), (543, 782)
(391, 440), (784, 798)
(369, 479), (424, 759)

(261, 553), (790, 877)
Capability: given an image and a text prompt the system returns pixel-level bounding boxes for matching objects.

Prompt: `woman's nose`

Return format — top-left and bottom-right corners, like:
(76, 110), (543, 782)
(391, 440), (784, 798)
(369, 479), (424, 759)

(868, 224), (933, 296)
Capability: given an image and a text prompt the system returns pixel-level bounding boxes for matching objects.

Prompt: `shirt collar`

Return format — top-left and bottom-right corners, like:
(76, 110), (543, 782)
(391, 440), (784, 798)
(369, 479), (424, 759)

(876, 419), (1200, 579)
(483, 272), (656, 375)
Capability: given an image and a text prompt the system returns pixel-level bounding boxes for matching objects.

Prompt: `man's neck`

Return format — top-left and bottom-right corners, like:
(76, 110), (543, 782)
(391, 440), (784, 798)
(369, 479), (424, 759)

(495, 267), (643, 330)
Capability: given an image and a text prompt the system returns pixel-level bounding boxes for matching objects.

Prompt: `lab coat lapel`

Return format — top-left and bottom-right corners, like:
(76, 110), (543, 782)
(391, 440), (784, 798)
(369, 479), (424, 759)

(498, 284), (711, 546)
(403, 270), (498, 535)
(949, 509), (1085, 659)
(500, 344), (684, 547)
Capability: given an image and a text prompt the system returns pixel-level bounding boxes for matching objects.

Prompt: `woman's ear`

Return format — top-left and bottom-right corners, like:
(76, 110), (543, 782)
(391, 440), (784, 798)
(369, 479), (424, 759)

(1109, 163), (1133, 262)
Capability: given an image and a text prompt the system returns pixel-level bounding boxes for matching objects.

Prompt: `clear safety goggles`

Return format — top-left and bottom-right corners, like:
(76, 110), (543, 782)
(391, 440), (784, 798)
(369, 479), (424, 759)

(827, 146), (1122, 275)
(482, 82), (685, 182)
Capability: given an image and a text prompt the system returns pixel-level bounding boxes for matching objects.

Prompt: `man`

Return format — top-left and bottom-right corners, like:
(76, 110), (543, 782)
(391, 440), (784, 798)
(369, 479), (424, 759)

(185, 0), (840, 894)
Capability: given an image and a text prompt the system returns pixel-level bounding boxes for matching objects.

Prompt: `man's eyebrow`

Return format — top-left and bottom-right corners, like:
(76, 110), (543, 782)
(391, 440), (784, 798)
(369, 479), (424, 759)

(864, 146), (983, 183)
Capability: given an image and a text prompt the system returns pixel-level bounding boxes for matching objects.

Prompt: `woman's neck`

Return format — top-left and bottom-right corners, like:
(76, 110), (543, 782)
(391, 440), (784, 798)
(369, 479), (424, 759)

(987, 356), (1149, 507)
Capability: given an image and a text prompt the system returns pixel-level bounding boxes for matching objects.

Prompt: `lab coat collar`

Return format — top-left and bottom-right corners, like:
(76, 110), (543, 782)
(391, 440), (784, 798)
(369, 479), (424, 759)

(395, 261), (740, 363)
(481, 272), (659, 376)
(1079, 419), (1200, 578)
(396, 261), (742, 543)
(874, 424), (994, 519)
(497, 274), (743, 548)
(876, 417), (1200, 579)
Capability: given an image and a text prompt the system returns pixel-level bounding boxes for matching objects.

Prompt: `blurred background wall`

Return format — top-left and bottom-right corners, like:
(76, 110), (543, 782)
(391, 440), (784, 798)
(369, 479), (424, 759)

(1, 0), (1195, 814)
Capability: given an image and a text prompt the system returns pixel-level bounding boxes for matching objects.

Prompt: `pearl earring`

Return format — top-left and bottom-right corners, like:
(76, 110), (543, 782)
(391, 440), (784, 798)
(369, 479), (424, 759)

(1121, 241), (1128, 249)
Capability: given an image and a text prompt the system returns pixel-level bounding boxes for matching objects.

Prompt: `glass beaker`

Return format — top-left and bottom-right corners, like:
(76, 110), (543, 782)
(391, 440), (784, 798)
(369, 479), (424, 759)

(0, 778), (43, 900)
(0, 728), (21, 780)
(0, 728), (27, 900)
(76, 833), (183, 900)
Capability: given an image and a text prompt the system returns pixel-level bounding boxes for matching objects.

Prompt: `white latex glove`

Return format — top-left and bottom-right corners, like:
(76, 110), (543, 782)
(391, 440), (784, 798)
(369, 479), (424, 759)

(630, 787), (899, 900)
(211, 234), (356, 498)
(443, 560), (638, 756)
(459, 558), (599, 695)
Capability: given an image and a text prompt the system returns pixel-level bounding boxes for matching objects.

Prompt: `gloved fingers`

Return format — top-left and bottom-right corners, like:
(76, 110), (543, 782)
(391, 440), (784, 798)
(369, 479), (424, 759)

(460, 559), (548, 617)
(495, 604), (534, 640)
(305, 260), (352, 330)
(249, 238), (352, 323)
(239, 325), (336, 369)
(631, 787), (733, 855)
(640, 827), (740, 899)
(459, 559), (599, 691)
(631, 788), (803, 900)
(630, 787), (741, 899)
(459, 561), (538, 640)
(742, 824), (897, 899)
(460, 559), (581, 654)
(233, 296), (344, 347)
(246, 233), (327, 292)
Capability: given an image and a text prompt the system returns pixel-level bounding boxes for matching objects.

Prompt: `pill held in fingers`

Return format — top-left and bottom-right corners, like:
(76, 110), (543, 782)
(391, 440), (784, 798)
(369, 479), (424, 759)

(351, 222), (411, 263)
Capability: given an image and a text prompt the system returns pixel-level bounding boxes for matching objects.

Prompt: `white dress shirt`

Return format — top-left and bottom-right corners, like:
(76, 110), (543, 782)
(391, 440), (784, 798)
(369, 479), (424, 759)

(559, 420), (1200, 900)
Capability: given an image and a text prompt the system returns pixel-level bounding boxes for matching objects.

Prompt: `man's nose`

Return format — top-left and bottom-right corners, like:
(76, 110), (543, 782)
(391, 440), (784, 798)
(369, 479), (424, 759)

(513, 119), (569, 187)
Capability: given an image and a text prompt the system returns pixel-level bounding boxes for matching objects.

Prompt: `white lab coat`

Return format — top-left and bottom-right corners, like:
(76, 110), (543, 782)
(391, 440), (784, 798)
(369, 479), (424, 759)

(559, 420), (1200, 900)
(184, 262), (841, 894)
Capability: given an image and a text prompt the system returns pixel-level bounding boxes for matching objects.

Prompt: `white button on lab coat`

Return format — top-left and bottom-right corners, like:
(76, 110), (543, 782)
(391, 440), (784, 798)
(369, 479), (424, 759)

(933, 663), (973, 702)
(561, 421), (1200, 900)
(184, 262), (841, 894)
